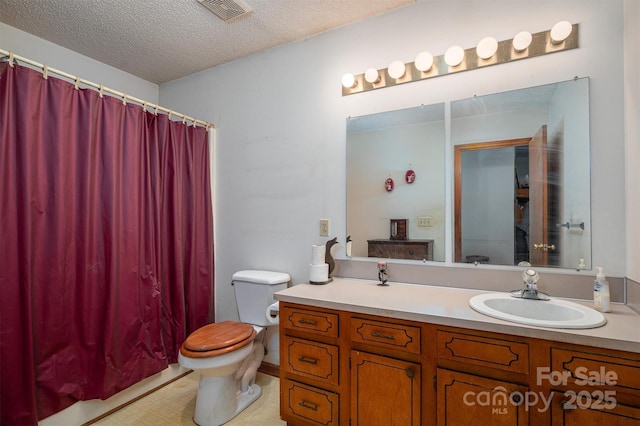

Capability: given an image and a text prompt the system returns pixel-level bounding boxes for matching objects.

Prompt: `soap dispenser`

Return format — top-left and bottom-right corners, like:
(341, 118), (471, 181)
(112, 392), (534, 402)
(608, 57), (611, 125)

(593, 267), (611, 313)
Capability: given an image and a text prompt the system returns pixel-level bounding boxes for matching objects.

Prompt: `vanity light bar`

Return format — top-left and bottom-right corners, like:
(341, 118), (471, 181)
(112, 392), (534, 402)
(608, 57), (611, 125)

(341, 23), (579, 96)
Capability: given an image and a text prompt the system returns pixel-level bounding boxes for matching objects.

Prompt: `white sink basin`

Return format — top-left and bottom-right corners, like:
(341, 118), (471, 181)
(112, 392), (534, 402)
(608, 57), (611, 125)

(469, 293), (607, 329)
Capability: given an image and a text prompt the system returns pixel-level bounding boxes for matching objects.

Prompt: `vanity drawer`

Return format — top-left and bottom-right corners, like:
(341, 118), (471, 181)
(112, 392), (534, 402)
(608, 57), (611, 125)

(281, 378), (339, 426)
(437, 330), (529, 374)
(283, 306), (339, 338)
(351, 317), (421, 354)
(550, 348), (640, 394)
(285, 338), (339, 386)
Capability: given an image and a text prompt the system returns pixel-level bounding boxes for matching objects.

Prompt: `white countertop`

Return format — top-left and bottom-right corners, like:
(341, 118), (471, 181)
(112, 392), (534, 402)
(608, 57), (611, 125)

(275, 277), (640, 353)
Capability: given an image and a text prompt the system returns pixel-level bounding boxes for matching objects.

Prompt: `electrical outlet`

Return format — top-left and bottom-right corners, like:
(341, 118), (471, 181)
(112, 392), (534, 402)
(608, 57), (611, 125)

(418, 216), (433, 227)
(319, 219), (330, 236)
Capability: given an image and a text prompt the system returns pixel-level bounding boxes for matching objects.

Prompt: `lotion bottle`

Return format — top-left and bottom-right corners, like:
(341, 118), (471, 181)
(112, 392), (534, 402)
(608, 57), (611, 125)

(593, 267), (611, 312)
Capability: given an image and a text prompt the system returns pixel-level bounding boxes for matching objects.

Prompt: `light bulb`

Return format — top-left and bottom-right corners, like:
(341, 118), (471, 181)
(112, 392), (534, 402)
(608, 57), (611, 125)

(387, 60), (406, 79)
(414, 52), (434, 72)
(513, 31), (532, 52)
(550, 20), (572, 44)
(341, 73), (356, 89)
(476, 37), (498, 59)
(364, 68), (380, 84)
(444, 45), (465, 67)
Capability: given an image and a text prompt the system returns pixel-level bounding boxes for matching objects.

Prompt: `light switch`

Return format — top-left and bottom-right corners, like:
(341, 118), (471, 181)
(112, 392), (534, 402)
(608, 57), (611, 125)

(418, 217), (433, 227)
(320, 219), (330, 236)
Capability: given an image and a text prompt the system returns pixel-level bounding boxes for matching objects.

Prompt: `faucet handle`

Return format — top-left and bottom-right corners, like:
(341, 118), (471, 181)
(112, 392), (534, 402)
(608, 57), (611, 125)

(377, 261), (389, 286)
(522, 269), (539, 287)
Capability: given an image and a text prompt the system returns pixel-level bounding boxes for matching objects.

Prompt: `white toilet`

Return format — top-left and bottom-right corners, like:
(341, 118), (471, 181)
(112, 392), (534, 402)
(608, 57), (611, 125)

(178, 270), (290, 426)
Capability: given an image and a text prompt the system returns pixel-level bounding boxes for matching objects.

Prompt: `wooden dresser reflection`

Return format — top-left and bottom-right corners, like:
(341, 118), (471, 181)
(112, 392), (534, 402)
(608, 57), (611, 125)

(367, 239), (434, 261)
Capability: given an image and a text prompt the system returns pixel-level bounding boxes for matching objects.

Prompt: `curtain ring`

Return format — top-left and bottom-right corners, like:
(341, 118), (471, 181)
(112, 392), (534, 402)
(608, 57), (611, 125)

(122, 94), (127, 105)
(8, 51), (15, 67)
(74, 76), (81, 90)
(42, 64), (48, 79)
(99, 84), (104, 98)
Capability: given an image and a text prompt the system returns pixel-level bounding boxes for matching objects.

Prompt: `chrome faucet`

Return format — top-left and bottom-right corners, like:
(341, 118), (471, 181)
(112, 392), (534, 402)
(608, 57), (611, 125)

(377, 261), (389, 286)
(510, 268), (550, 300)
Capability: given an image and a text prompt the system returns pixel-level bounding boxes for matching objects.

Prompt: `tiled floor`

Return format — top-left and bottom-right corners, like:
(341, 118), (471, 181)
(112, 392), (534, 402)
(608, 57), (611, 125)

(91, 372), (285, 426)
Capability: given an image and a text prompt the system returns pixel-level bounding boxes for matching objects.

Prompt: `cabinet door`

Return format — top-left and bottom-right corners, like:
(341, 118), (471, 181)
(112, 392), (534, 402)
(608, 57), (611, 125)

(550, 391), (640, 425)
(437, 368), (528, 426)
(351, 350), (421, 426)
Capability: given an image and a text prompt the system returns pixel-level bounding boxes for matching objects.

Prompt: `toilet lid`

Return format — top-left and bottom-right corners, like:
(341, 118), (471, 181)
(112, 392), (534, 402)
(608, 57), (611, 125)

(183, 321), (255, 352)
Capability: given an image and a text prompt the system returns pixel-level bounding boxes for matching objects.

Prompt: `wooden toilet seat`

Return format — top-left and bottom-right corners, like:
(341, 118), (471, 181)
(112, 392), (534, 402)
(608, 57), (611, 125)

(180, 321), (256, 358)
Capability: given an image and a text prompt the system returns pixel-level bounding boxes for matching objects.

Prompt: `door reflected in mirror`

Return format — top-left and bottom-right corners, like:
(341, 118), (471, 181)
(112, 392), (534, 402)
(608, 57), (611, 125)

(452, 78), (591, 269)
(346, 103), (446, 261)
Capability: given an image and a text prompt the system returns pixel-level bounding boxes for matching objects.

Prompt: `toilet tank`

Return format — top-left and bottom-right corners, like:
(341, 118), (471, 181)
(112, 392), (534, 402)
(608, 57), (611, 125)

(232, 270), (290, 326)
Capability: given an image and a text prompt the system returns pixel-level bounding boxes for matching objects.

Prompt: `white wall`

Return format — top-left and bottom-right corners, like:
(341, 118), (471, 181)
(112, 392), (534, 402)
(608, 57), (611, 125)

(347, 120), (446, 260)
(1, 23), (158, 103)
(159, 0), (628, 322)
(461, 147), (515, 264)
(624, 0), (640, 282)
(550, 81), (592, 269)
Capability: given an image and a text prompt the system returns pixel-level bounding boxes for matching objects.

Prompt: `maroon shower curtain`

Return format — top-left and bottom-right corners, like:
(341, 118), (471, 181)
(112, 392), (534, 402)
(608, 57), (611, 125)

(0, 62), (214, 425)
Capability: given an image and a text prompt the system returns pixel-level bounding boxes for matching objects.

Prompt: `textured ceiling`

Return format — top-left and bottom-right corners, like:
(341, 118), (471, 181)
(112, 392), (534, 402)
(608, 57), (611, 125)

(0, 0), (415, 84)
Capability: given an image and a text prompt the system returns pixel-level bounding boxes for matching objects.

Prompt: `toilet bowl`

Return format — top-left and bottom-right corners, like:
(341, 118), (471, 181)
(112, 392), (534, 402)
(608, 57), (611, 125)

(178, 270), (290, 426)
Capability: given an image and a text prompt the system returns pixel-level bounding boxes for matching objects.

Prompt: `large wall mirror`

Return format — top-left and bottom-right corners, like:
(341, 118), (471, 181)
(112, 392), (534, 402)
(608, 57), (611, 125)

(346, 103), (446, 262)
(346, 78), (591, 271)
(452, 78), (591, 269)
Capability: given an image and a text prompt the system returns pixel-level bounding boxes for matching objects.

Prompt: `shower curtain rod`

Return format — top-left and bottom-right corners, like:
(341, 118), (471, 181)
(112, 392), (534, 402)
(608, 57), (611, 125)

(0, 49), (214, 129)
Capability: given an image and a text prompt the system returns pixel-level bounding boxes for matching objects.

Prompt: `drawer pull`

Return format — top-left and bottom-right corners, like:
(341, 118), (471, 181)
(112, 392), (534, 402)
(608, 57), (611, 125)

(299, 401), (319, 411)
(405, 368), (414, 379)
(298, 319), (318, 326)
(511, 392), (523, 404)
(298, 356), (319, 365)
(560, 399), (576, 411)
(371, 332), (395, 340)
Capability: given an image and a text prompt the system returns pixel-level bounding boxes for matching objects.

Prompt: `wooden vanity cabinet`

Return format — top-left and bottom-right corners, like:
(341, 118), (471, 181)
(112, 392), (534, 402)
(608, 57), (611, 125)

(434, 328), (640, 425)
(436, 368), (529, 426)
(280, 302), (429, 426)
(435, 328), (531, 425)
(280, 303), (347, 426)
(547, 343), (640, 425)
(350, 316), (424, 425)
(279, 301), (640, 426)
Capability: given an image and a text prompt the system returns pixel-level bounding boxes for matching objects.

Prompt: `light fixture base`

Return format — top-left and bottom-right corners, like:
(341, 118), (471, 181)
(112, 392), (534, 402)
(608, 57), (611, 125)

(342, 23), (579, 96)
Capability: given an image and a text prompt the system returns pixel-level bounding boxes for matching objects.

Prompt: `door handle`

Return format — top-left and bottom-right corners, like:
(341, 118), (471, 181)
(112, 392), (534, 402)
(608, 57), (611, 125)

(533, 243), (556, 251)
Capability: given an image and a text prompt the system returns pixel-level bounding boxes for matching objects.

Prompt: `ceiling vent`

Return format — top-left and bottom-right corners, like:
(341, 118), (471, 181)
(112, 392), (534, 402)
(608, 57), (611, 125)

(197, 0), (252, 22)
